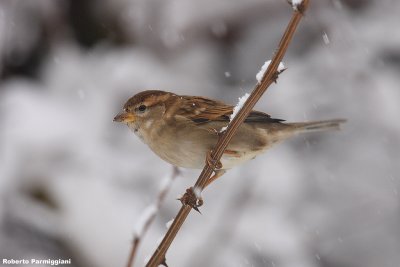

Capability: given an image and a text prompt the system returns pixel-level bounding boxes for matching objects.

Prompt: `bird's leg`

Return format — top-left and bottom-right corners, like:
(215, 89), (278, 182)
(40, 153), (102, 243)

(194, 169), (226, 208)
(204, 169), (226, 188)
(204, 148), (241, 187)
(178, 153), (226, 212)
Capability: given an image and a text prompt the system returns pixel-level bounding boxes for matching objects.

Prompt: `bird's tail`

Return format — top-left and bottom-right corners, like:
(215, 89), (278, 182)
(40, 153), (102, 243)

(288, 119), (347, 134)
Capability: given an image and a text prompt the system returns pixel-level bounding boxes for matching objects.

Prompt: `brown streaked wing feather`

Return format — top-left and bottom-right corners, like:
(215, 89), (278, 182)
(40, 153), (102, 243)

(177, 96), (232, 123)
(177, 95), (284, 124)
(245, 111), (285, 123)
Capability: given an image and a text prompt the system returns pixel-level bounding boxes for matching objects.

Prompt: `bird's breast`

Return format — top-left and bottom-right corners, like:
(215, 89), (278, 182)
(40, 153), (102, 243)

(139, 121), (214, 169)
(132, 119), (277, 170)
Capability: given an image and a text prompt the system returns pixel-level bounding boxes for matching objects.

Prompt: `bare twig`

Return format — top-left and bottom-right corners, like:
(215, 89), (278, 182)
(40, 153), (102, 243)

(146, 1), (310, 266)
(126, 166), (180, 267)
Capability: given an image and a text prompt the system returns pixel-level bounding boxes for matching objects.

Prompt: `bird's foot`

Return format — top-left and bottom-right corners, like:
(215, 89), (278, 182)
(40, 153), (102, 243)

(206, 150), (222, 169)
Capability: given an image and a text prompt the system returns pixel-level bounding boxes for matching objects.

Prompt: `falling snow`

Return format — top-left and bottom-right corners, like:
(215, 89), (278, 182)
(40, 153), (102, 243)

(322, 32), (330, 45)
(1, 1), (399, 267)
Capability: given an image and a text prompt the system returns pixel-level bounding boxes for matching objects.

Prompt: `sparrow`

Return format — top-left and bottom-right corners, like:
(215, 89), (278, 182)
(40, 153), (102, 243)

(114, 90), (345, 186)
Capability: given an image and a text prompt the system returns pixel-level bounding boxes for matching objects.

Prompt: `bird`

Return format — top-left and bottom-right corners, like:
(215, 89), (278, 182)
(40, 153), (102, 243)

(114, 90), (345, 187)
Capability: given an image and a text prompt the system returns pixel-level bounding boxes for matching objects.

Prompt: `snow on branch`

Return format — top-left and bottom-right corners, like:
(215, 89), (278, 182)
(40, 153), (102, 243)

(290, 0), (304, 10)
(220, 93), (250, 132)
(134, 204), (158, 236)
(145, 1), (310, 265)
(126, 167), (180, 267)
(256, 60), (285, 84)
(165, 218), (174, 229)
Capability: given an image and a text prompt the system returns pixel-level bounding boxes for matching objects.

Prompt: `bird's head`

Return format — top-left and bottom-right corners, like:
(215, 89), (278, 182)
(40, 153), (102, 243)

(113, 90), (175, 129)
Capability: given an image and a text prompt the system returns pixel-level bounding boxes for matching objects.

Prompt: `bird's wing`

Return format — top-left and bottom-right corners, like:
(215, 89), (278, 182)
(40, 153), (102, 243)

(178, 96), (284, 124)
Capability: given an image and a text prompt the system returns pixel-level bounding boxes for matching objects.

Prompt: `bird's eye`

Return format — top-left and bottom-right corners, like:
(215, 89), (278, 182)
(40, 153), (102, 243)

(138, 105), (147, 112)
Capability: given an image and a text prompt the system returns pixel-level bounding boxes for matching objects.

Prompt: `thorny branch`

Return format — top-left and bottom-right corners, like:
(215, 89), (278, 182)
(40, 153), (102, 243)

(126, 166), (180, 267)
(146, 1), (310, 266)
(186, 178), (254, 266)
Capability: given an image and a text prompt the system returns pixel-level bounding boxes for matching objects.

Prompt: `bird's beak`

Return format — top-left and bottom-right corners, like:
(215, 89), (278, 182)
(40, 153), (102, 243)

(113, 112), (136, 123)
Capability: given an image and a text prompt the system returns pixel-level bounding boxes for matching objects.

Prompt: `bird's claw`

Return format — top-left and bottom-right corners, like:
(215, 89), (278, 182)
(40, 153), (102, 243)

(206, 151), (222, 170)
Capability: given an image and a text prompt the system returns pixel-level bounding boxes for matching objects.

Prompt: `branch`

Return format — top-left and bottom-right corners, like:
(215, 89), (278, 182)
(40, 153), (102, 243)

(185, 178), (254, 266)
(126, 166), (180, 267)
(146, 1), (310, 266)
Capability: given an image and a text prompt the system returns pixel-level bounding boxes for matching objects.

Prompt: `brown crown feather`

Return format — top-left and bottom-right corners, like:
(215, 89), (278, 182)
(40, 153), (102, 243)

(124, 90), (174, 110)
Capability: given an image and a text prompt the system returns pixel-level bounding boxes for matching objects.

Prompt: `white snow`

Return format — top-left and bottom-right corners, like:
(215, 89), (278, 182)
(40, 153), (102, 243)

(224, 71), (231, 77)
(134, 204), (158, 237)
(256, 60), (285, 83)
(193, 186), (202, 199)
(322, 32), (330, 45)
(1, 1), (400, 267)
(220, 93), (250, 132)
(165, 218), (174, 229)
(291, 0), (304, 10)
(230, 93), (250, 121)
(158, 173), (175, 192)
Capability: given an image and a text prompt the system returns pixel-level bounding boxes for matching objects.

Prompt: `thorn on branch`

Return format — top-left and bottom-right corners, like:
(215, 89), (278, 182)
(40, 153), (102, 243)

(273, 67), (287, 83)
(145, 0), (310, 264)
(161, 257), (168, 267)
(178, 187), (203, 213)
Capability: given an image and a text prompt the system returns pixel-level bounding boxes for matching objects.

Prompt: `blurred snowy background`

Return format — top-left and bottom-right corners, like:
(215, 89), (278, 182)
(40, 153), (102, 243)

(1, 0), (399, 266)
